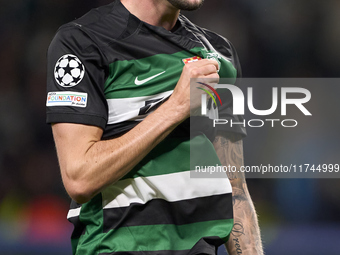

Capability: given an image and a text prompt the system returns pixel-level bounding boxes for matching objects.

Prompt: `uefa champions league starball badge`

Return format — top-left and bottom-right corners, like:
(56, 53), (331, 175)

(54, 54), (85, 87)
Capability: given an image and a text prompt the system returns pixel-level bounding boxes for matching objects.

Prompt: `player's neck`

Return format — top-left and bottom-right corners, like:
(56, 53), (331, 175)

(121, 0), (179, 31)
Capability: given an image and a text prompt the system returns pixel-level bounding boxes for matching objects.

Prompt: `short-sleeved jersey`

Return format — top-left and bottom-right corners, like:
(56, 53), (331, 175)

(46, 1), (246, 254)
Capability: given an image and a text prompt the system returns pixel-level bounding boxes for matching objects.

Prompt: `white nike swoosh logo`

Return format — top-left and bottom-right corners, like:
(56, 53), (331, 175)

(134, 71), (166, 85)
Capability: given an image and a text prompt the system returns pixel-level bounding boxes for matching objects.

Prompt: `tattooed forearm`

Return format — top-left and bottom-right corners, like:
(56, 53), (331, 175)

(231, 222), (245, 238)
(213, 132), (244, 181)
(231, 187), (247, 208)
(227, 200), (263, 255)
(231, 222), (245, 255)
(232, 237), (243, 255)
(213, 131), (264, 255)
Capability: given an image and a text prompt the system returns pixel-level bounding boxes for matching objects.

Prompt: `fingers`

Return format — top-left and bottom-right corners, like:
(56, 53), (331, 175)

(183, 59), (219, 78)
(184, 59), (220, 87)
(188, 58), (219, 69)
(202, 72), (220, 84)
(168, 58), (220, 119)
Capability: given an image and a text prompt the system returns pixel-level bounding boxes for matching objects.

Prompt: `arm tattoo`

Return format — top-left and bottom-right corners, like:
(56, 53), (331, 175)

(231, 222), (245, 255)
(213, 131), (264, 255)
(213, 132), (245, 183)
(231, 222), (245, 238)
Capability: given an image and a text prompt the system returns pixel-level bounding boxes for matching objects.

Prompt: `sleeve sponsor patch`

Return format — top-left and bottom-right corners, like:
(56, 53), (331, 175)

(46, 92), (88, 108)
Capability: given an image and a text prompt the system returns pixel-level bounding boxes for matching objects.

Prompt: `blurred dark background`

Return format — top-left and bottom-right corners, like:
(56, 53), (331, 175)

(0, 0), (339, 254)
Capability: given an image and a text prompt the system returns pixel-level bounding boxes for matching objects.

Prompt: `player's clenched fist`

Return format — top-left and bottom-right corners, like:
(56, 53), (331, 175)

(170, 59), (220, 120)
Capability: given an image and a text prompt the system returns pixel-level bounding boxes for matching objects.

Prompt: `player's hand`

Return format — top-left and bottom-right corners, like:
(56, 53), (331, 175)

(169, 59), (219, 120)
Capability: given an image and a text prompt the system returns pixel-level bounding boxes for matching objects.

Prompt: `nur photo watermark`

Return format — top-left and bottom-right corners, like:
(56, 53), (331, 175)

(199, 82), (312, 128)
(190, 78), (340, 179)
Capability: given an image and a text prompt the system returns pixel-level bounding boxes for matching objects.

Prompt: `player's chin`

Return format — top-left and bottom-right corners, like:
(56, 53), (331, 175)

(186, 0), (204, 7)
(167, 0), (205, 11)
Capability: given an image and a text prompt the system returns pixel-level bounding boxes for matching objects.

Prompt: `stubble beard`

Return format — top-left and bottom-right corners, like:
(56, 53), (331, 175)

(166, 0), (205, 11)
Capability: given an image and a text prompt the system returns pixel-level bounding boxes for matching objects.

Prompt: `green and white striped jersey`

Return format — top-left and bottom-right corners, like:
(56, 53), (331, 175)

(46, 0), (245, 254)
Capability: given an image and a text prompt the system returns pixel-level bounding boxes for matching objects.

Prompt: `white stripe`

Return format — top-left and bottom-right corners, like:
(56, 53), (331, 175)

(102, 170), (231, 209)
(67, 207), (81, 219)
(106, 90), (173, 124)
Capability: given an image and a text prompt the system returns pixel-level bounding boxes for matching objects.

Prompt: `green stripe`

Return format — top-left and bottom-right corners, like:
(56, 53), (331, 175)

(71, 237), (80, 255)
(91, 219), (233, 253)
(122, 136), (189, 179)
(122, 134), (221, 180)
(104, 47), (237, 99)
(75, 194), (103, 254)
(189, 134), (222, 170)
(104, 50), (196, 99)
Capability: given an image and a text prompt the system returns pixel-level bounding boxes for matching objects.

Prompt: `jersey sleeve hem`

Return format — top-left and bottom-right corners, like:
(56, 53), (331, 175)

(46, 112), (107, 130)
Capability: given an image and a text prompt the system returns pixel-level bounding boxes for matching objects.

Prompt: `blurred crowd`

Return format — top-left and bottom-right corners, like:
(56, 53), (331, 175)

(0, 0), (339, 254)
